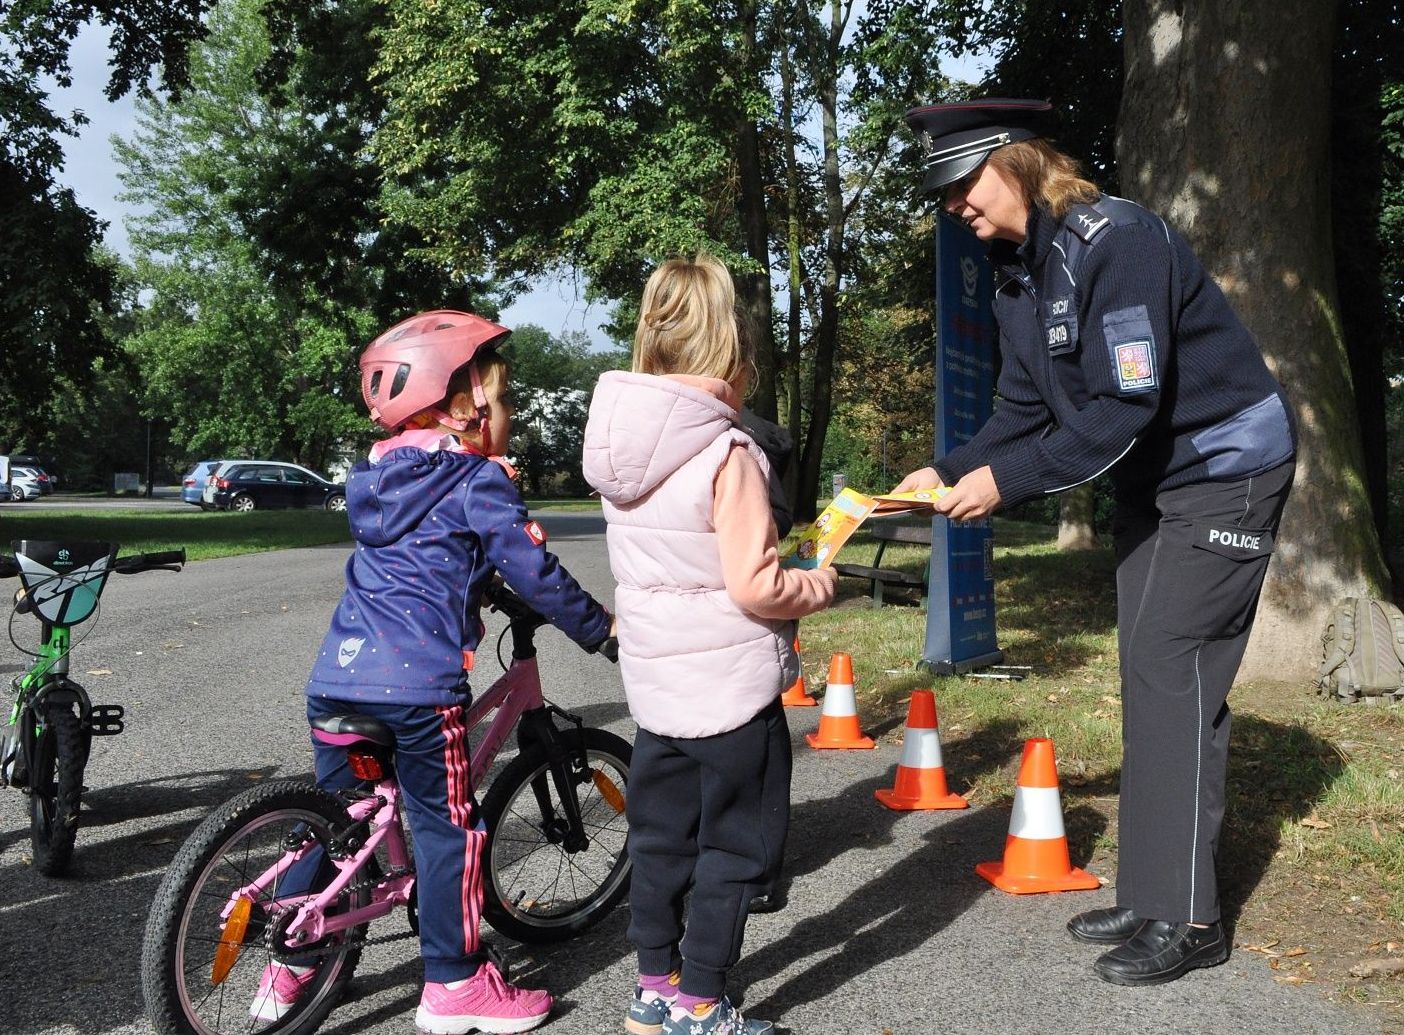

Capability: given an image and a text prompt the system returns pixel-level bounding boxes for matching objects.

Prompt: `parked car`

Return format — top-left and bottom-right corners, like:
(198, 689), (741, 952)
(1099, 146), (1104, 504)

(7, 467), (50, 501)
(203, 461), (346, 512)
(181, 460), (228, 509)
(4, 454), (57, 491)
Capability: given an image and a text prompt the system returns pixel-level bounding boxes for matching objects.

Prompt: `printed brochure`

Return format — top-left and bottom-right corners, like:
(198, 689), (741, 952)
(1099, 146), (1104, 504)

(782, 487), (948, 570)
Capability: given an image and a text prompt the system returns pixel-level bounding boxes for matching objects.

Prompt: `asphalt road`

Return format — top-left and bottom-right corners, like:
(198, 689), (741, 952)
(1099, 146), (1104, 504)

(0, 522), (1383, 1035)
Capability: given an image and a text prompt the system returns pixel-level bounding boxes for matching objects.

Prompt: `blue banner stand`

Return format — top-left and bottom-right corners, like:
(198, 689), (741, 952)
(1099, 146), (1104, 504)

(921, 215), (1004, 675)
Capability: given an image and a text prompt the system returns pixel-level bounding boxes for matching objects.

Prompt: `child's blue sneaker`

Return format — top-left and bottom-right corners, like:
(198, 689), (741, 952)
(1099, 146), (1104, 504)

(625, 984), (677, 1035)
(661, 996), (774, 1035)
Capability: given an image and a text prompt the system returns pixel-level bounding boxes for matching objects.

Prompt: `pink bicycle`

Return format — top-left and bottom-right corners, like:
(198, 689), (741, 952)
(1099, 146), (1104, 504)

(141, 584), (630, 1035)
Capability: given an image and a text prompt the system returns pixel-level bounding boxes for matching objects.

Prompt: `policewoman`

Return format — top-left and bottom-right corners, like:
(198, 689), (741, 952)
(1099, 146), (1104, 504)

(894, 99), (1296, 986)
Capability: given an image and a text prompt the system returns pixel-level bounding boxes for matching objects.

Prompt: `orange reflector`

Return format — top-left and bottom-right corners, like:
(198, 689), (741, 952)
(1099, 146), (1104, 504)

(347, 751), (384, 781)
(211, 896), (253, 984)
(592, 769), (625, 813)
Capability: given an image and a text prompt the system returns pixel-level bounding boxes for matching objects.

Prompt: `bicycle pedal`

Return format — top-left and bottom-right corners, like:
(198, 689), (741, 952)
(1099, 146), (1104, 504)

(88, 705), (125, 736)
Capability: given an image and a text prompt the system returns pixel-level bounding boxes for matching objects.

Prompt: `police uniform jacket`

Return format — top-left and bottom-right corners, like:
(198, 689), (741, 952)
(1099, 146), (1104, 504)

(935, 196), (1296, 507)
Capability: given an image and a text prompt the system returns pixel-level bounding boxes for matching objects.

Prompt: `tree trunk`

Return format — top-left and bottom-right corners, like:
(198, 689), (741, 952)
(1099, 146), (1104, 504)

(1057, 483), (1099, 551)
(794, 0), (847, 522)
(1118, 0), (1389, 682)
(734, 0), (778, 422)
(779, 31), (805, 511)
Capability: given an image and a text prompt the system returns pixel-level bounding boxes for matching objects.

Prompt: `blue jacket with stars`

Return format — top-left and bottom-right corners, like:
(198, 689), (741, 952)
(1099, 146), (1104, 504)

(305, 446), (611, 706)
(935, 196), (1296, 508)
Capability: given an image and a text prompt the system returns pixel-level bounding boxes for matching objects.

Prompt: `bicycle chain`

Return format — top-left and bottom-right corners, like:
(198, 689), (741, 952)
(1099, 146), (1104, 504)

(265, 866), (418, 966)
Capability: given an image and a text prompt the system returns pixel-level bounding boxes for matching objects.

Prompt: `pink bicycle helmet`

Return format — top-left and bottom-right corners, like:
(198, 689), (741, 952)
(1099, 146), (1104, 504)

(359, 310), (511, 431)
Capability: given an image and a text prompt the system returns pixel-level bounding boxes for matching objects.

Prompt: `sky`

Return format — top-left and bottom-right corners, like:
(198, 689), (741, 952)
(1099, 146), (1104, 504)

(47, 18), (987, 350)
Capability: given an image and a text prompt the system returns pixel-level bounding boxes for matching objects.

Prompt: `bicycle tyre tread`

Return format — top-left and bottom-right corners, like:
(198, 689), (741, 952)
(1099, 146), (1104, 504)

(30, 705), (86, 876)
(480, 727), (632, 944)
(141, 779), (362, 1035)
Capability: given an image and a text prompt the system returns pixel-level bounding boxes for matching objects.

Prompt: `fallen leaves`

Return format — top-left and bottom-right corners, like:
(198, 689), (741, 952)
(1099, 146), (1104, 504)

(1299, 814), (1332, 830)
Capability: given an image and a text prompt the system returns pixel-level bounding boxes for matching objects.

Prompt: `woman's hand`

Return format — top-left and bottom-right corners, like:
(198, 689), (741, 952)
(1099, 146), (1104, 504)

(892, 466), (946, 493)
(934, 465), (1002, 522)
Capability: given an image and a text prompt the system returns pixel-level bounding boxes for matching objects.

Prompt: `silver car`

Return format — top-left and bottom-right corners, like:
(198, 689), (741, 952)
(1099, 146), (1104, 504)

(7, 467), (47, 501)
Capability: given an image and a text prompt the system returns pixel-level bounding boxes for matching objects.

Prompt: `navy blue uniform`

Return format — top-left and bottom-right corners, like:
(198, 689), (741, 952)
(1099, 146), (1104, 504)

(940, 196), (1295, 924)
(291, 442), (611, 981)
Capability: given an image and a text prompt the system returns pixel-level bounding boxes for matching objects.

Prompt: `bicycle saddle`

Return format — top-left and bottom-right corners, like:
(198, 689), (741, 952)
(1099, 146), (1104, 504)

(310, 714), (396, 748)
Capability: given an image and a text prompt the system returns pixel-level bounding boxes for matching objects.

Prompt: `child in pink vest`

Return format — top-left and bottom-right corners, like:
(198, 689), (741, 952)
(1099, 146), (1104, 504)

(583, 254), (836, 1035)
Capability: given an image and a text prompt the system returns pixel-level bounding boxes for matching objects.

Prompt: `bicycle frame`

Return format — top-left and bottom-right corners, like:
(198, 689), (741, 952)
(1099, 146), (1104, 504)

(219, 623), (575, 949)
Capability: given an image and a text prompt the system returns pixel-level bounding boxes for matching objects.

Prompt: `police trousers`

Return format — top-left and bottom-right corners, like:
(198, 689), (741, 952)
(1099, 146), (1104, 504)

(1112, 459), (1294, 924)
(626, 700), (791, 999)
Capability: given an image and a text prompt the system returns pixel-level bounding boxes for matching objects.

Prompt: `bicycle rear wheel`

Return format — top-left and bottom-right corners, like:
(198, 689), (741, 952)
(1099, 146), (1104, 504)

(141, 780), (367, 1035)
(29, 703), (87, 876)
(480, 727), (632, 943)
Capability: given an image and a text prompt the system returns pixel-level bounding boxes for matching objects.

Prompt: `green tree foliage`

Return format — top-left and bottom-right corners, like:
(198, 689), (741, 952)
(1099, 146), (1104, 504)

(372, 0), (957, 518)
(0, 0), (211, 452)
(114, 0), (487, 471)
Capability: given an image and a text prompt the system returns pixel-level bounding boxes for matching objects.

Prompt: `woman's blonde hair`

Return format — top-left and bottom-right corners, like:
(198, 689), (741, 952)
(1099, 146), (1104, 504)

(633, 254), (754, 388)
(985, 139), (1100, 219)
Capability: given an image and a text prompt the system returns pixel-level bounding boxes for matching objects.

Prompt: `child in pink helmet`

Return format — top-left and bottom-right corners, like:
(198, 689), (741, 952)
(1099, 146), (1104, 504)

(261, 311), (615, 1034)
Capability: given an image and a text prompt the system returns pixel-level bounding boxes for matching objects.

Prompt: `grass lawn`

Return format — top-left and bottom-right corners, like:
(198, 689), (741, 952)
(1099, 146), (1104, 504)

(800, 518), (1403, 1025)
(0, 499), (599, 561)
(0, 509), (354, 561)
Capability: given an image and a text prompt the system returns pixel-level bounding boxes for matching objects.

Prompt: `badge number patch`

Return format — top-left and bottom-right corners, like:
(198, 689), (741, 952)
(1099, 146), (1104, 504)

(1114, 340), (1156, 392)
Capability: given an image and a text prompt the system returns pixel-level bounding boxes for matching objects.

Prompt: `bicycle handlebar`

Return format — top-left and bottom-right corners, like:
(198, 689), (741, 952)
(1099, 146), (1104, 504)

(483, 581), (617, 662)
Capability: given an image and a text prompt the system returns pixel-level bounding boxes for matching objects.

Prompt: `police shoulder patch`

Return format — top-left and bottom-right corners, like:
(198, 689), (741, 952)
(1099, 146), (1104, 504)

(1066, 204), (1112, 244)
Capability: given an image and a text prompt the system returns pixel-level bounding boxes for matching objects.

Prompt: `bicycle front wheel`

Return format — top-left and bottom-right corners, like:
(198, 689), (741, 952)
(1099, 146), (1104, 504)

(29, 703), (87, 876)
(481, 727), (632, 944)
(141, 780), (367, 1035)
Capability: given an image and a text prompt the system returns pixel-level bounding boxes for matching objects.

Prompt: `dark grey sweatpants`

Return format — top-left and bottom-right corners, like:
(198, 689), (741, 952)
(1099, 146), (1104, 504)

(626, 700), (791, 999)
(1112, 459), (1294, 924)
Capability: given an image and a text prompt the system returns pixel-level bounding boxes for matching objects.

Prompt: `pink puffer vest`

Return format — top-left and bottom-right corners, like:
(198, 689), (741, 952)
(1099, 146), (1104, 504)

(582, 371), (799, 738)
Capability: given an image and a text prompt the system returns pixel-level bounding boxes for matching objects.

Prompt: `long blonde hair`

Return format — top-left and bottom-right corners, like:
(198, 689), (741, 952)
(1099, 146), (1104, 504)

(985, 139), (1100, 219)
(633, 254), (754, 388)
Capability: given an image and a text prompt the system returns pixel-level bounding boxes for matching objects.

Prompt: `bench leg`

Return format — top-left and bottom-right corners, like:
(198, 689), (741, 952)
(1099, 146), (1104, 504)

(872, 578), (884, 609)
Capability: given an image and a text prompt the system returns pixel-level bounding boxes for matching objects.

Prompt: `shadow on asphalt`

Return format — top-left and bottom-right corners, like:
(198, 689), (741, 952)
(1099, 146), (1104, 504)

(0, 766), (295, 1034)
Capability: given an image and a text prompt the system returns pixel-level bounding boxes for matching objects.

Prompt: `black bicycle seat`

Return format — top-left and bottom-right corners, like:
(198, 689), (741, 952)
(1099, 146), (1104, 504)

(310, 714), (396, 748)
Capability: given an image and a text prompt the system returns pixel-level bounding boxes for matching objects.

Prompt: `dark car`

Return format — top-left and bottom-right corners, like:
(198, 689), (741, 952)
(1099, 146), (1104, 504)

(181, 460), (227, 509)
(204, 461), (346, 512)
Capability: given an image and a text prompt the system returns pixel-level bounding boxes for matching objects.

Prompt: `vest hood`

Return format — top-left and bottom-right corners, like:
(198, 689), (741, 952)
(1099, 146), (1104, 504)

(584, 372), (742, 506)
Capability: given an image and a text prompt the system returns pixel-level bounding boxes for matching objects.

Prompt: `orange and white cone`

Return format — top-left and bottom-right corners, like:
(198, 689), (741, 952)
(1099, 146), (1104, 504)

(976, 737), (1099, 894)
(805, 653), (875, 750)
(875, 690), (968, 810)
(781, 636), (817, 707)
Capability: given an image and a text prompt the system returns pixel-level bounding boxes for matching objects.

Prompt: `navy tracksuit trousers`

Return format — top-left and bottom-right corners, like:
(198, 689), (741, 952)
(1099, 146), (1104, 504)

(283, 696), (485, 984)
(627, 700), (791, 999)
(1112, 459), (1294, 924)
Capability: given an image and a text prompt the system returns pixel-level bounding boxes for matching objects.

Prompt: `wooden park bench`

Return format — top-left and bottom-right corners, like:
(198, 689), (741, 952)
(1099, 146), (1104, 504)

(832, 522), (931, 608)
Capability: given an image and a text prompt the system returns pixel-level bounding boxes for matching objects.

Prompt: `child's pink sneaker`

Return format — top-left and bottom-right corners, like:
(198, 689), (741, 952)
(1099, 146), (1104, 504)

(249, 962), (317, 1021)
(415, 961), (552, 1034)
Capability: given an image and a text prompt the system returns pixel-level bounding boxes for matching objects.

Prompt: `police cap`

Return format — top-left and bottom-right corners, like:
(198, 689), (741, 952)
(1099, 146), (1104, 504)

(905, 98), (1056, 195)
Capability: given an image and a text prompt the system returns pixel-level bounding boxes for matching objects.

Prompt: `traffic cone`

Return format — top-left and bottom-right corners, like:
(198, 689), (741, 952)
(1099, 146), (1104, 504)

(975, 737), (1100, 894)
(781, 636), (817, 707)
(804, 653), (875, 750)
(875, 690), (968, 810)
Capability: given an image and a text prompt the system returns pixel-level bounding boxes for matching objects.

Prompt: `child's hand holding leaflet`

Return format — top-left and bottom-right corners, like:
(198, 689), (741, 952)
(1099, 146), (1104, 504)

(781, 487), (950, 569)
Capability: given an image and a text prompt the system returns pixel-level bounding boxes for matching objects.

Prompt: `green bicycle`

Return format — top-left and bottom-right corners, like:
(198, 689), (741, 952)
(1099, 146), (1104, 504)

(0, 540), (185, 875)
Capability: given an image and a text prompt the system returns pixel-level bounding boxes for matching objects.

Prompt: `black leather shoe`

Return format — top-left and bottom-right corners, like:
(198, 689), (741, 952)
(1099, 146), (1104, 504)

(1067, 906), (1143, 945)
(1093, 920), (1229, 986)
